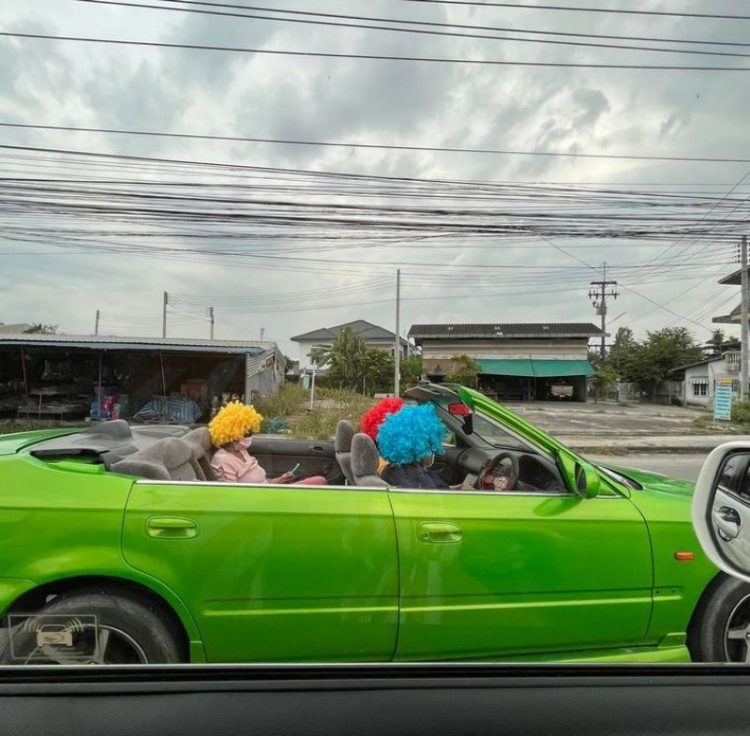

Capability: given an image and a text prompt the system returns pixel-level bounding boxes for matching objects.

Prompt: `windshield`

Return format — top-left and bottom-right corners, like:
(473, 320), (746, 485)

(469, 410), (536, 453)
(1, 0), (745, 672)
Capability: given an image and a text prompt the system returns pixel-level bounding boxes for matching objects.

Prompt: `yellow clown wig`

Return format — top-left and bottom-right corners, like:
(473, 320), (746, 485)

(208, 401), (264, 447)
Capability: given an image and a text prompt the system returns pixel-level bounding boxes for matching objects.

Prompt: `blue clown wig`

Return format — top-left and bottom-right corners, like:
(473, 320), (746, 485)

(376, 403), (445, 466)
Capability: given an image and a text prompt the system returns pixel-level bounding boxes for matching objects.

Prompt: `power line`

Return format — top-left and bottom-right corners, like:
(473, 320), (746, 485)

(4, 31), (746, 72)
(398, 0), (750, 22)
(130, 0), (750, 51)
(4, 125), (750, 164)
(75, 0), (750, 59)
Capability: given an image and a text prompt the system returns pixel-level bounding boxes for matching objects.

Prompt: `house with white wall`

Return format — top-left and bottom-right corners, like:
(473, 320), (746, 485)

(291, 320), (409, 372)
(671, 352), (741, 408)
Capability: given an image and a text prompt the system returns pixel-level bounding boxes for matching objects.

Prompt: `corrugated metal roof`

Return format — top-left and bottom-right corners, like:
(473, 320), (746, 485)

(291, 319), (408, 345)
(719, 269), (742, 285)
(409, 323), (602, 340)
(0, 333), (273, 355)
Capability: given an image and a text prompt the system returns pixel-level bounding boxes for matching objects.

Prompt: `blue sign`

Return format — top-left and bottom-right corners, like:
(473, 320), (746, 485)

(714, 384), (733, 421)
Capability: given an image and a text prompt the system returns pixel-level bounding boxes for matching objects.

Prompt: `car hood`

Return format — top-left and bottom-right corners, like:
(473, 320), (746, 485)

(0, 428), (79, 456)
(603, 464), (695, 498)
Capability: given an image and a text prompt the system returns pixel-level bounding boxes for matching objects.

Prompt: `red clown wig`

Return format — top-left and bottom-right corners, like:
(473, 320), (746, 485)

(360, 397), (406, 441)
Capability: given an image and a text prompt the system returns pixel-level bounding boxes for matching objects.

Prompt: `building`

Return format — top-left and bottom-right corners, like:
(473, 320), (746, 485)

(0, 323), (31, 334)
(409, 322), (602, 402)
(291, 319), (409, 372)
(713, 268), (745, 329)
(0, 333), (285, 422)
(670, 353), (741, 408)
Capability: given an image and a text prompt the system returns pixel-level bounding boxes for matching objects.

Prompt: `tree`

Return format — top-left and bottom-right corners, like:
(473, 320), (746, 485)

(618, 327), (703, 400)
(608, 326), (635, 375)
(318, 328), (369, 390)
(361, 348), (395, 394)
(707, 328), (726, 356)
(592, 363), (617, 403)
(445, 354), (480, 388)
(400, 355), (423, 392)
(23, 323), (57, 334)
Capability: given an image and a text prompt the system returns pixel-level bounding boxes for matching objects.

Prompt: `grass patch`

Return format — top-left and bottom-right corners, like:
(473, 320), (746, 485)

(288, 390), (374, 440)
(256, 383), (309, 419)
(692, 414), (713, 430)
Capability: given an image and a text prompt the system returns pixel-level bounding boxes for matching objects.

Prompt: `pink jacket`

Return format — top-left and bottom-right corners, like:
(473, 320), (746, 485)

(210, 447), (267, 484)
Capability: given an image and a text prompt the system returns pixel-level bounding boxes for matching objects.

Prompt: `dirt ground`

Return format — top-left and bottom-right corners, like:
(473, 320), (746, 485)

(503, 400), (726, 437)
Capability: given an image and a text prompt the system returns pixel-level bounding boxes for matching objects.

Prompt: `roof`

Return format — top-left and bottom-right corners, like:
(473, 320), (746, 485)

(409, 322), (603, 340)
(670, 355), (725, 373)
(0, 333), (273, 355)
(719, 269), (742, 286)
(291, 319), (408, 345)
(713, 303), (741, 324)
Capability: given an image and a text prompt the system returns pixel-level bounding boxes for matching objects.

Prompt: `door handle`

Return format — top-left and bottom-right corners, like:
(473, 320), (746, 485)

(146, 517), (199, 539)
(714, 506), (741, 541)
(311, 446), (326, 455)
(418, 521), (463, 544)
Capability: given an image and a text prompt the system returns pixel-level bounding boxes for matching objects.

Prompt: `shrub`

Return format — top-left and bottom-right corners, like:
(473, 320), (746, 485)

(731, 400), (750, 425)
(255, 383), (308, 418)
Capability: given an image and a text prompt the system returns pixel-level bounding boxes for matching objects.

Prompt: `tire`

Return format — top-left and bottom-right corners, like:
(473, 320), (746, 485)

(690, 575), (750, 662)
(0, 588), (183, 665)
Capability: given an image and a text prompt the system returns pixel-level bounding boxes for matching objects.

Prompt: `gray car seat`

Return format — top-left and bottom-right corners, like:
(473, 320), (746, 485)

(335, 420), (356, 485)
(350, 433), (387, 488)
(110, 437), (198, 481)
(182, 427), (215, 481)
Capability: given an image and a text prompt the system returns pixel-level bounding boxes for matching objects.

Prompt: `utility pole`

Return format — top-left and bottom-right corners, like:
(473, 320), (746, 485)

(741, 235), (748, 401)
(162, 291), (168, 339)
(94, 309), (100, 336)
(209, 307), (215, 340)
(260, 327), (265, 342)
(394, 269), (401, 396)
(588, 262), (619, 361)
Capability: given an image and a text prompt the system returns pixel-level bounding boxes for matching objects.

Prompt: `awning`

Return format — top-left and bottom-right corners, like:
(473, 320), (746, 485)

(477, 359), (595, 378)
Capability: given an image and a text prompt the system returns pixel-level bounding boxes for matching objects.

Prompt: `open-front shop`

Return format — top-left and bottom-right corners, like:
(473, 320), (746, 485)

(0, 334), (285, 423)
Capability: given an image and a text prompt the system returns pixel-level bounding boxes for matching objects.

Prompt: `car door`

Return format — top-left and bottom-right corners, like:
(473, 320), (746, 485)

(249, 437), (344, 484)
(389, 484), (653, 661)
(122, 479), (398, 663)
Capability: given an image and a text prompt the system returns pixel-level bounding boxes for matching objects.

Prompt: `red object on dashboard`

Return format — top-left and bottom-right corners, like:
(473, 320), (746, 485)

(447, 402), (471, 416)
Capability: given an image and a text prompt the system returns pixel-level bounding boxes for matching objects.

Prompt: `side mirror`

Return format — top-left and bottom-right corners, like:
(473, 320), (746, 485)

(692, 443), (750, 583)
(556, 449), (600, 499)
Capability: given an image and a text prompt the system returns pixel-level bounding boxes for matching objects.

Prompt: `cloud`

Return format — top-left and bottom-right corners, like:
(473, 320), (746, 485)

(1, 0), (749, 352)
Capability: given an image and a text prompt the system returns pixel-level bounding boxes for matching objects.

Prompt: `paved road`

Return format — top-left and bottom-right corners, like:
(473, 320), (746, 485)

(587, 453), (705, 483)
(505, 400), (711, 437)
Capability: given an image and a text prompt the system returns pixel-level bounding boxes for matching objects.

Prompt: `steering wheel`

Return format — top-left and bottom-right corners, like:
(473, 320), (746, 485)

(478, 452), (519, 492)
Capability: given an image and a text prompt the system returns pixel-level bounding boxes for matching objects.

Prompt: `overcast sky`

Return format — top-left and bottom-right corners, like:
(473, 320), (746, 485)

(1, 0), (748, 360)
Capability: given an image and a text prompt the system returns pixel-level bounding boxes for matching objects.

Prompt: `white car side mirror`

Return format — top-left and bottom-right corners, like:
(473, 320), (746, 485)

(692, 442), (750, 583)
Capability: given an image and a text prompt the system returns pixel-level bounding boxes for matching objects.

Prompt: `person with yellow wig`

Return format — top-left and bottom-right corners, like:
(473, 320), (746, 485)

(209, 401), (326, 485)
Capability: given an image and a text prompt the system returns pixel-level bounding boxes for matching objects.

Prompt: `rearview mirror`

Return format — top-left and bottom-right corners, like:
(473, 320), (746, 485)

(692, 443), (750, 583)
(446, 402), (473, 435)
(556, 449), (600, 499)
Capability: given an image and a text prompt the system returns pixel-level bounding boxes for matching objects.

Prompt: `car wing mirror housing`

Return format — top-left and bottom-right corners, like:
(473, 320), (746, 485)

(556, 449), (600, 499)
(692, 443), (750, 583)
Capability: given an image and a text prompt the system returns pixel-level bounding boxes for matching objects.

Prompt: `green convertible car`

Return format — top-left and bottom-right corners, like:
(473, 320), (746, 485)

(0, 383), (747, 665)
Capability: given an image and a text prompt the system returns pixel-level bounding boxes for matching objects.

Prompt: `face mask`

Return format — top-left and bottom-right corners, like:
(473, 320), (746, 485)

(237, 437), (252, 450)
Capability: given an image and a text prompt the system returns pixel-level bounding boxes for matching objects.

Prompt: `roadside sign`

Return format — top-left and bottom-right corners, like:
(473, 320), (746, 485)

(714, 382), (733, 421)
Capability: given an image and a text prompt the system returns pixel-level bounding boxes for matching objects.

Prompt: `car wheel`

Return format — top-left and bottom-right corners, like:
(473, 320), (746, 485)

(0, 588), (184, 665)
(690, 575), (750, 662)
